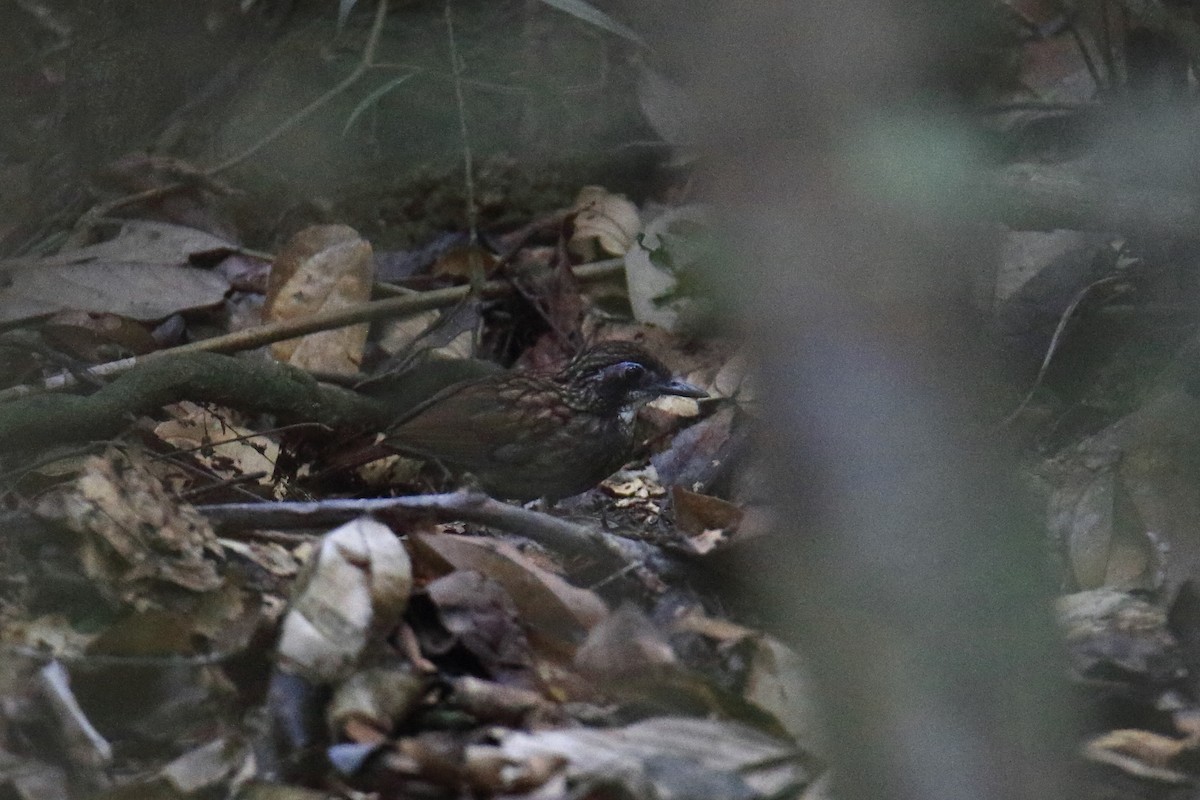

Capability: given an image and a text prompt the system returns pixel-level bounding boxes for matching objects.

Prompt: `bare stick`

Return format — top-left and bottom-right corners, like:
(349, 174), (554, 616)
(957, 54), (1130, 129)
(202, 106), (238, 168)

(71, 0), (392, 232)
(206, 0), (391, 176)
(0, 258), (626, 402)
(444, 0), (479, 245)
(199, 490), (663, 571)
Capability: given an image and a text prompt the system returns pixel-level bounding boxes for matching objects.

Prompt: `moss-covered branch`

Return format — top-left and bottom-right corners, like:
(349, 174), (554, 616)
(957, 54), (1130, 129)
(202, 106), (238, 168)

(0, 352), (389, 454)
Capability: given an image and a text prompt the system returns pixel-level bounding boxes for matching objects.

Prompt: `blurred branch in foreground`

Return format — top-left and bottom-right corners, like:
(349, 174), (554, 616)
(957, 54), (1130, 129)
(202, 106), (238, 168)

(679, 3), (1079, 799)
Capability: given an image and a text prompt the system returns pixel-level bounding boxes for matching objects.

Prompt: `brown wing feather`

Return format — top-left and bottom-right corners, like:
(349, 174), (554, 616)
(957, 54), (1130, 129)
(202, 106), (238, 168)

(385, 377), (562, 469)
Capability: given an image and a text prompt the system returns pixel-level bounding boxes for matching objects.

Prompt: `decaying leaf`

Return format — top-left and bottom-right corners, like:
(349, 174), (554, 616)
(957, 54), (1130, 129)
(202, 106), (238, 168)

(1084, 729), (1194, 784)
(219, 538), (302, 578)
(652, 405), (737, 492)
(411, 532), (607, 648)
(0, 220), (232, 324)
(1057, 589), (1184, 689)
(672, 610), (823, 749)
(375, 302), (478, 363)
(742, 635), (824, 753)
(34, 450), (223, 605)
(574, 603), (676, 680)
(498, 716), (806, 799)
(448, 675), (557, 726)
(40, 310), (159, 361)
(328, 668), (429, 739)
(568, 186), (640, 261)
(623, 204), (709, 331)
(423, 570), (535, 686)
(1049, 463), (1125, 590)
(430, 244), (500, 280)
(1045, 390), (1200, 593)
(154, 401), (280, 491)
(276, 517), (412, 682)
(265, 224), (374, 376)
(160, 737), (250, 795)
(710, 346), (755, 401)
(672, 485), (743, 554)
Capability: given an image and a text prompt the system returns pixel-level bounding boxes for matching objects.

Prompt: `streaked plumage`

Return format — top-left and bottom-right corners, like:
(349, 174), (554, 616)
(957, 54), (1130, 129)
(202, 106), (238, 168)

(384, 342), (705, 500)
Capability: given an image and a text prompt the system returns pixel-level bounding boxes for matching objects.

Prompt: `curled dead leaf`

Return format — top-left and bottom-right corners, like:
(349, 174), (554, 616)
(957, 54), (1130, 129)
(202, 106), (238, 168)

(34, 450), (222, 605)
(568, 186), (640, 261)
(277, 517), (412, 682)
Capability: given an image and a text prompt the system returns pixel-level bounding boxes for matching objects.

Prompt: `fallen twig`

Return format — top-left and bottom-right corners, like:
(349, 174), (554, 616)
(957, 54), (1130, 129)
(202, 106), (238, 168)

(0, 259), (626, 402)
(70, 0), (393, 235)
(198, 490), (671, 581)
(0, 352), (384, 453)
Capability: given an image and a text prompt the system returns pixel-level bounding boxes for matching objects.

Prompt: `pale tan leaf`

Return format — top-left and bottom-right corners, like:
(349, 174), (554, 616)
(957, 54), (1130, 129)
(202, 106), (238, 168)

(277, 517), (411, 682)
(154, 401), (279, 489)
(568, 186), (640, 261)
(265, 224), (374, 376)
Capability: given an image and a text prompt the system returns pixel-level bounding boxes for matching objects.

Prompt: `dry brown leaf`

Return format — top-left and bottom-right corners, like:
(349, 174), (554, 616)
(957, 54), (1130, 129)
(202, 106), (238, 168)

(424, 570), (535, 685)
(40, 311), (159, 360)
(265, 224), (374, 375)
(328, 668), (429, 738)
(651, 405), (737, 491)
(673, 486), (743, 535)
(603, 470), (666, 500)
(671, 608), (757, 643)
(430, 244), (500, 280)
(574, 603), (676, 680)
(219, 538), (302, 578)
(669, 610), (822, 749)
(34, 450), (223, 605)
(411, 533), (607, 647)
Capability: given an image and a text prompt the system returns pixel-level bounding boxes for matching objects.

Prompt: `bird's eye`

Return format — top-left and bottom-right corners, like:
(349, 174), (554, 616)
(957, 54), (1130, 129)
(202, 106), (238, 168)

(597, 360), (646, 387)
(619, 361), (646, 380)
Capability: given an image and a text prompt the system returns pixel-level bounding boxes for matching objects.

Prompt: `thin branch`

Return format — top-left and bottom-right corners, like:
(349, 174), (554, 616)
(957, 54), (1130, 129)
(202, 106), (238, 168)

(70, 0), (392, 233)
(207, 0), (391, 176)
(444, 0), (479, 247)
(1065, 19), (1105, 91)
(998, 274), (1126, 427)
(0, 258), (626, 402)
(198, 490), (665, 574)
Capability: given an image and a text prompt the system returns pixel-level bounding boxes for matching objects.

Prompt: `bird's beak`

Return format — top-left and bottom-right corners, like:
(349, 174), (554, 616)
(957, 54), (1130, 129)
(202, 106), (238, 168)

(657, 377), (708, 399)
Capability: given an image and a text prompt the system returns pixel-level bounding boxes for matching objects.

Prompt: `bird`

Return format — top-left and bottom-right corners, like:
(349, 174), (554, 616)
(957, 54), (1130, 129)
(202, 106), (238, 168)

(378, 341), (706, 501)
